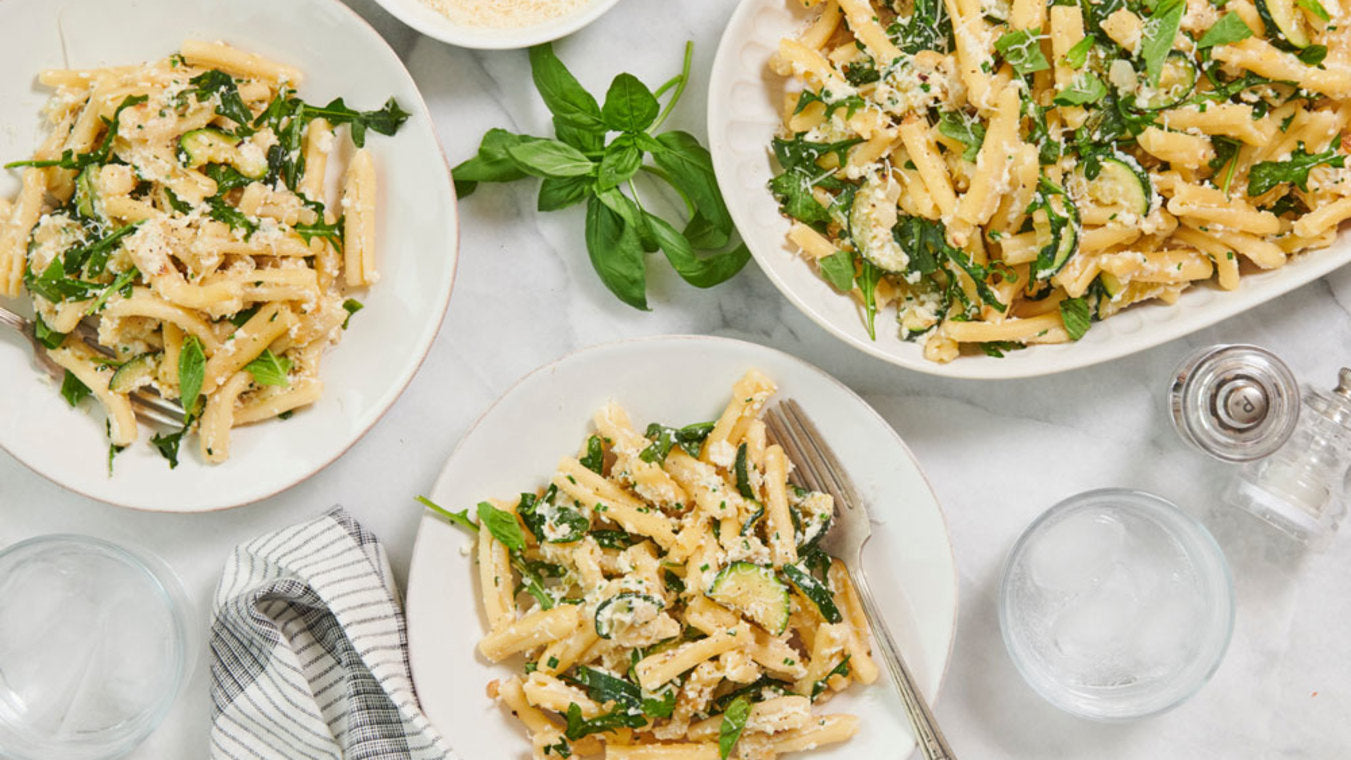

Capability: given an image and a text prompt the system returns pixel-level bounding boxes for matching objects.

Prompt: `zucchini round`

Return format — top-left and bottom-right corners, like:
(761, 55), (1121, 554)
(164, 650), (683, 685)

(781, 564), (843, 624)
(73, 168), (100, 220)
(109, 352), (160, 394)
(179, 128), (267, 179)
(594, 592), (665, 639)
(706, 562), (790, 635)
(1136, 52), (1197, 110)
(1256, 0), (1312, 49)
(1074, 153), (1153, 217)
(1032, 185), (1081, 281)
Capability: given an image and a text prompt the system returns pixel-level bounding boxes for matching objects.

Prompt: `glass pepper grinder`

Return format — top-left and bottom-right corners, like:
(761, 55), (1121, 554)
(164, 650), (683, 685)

(1169, 344), (1302, 463)
(1226, 368), (1351, 544)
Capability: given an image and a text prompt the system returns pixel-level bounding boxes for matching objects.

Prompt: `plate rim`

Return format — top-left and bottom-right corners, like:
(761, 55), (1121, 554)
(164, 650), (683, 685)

(0, 0), (461, 512)
(706, 0), (1351, 380)
(405, 333), (960, 754)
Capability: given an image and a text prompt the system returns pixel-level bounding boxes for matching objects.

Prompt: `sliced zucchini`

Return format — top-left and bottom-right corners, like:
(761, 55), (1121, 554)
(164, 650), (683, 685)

(790, 491), (834, 551)
(781, 564), (843, 623)
(1031, 183), (1081, 280)
(109, 352), (160, 394)
(849, 176), (909, 273)
(1136, 52), (1197, 110)
(179, 129), (267, 179)
(1256, 0), (1312, 49)
(1099, 271), (1126, 298)
(73, 167), (100, 220)
(706, 562), (790, 635)
(594, 592), (665, 639)
(1074, 153), (1153, 216)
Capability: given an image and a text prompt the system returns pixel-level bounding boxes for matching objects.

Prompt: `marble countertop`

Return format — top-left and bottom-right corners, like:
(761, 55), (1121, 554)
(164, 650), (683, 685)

(3, 0), (1350, 756)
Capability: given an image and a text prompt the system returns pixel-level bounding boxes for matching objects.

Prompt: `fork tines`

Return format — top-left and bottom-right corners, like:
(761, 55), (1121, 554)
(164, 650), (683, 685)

(764, 399), (861, 510)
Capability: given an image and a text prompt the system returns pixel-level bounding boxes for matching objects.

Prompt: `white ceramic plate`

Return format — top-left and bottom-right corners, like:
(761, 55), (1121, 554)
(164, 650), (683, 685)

(405, 335), (958, 759)
(370, 0), (624, 50)
(0, 0), (458, 511)
(707, 0), (1351, 380)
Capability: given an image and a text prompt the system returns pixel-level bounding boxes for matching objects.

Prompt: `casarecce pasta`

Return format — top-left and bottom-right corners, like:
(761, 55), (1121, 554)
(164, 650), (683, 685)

(0, 40), (408, 464)
(451, 371), (875, 760)
(770, 0), (1351, 361)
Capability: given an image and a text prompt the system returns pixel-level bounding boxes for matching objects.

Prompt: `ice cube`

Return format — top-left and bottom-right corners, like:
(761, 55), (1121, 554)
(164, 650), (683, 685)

(1029, 510), (1126, 593)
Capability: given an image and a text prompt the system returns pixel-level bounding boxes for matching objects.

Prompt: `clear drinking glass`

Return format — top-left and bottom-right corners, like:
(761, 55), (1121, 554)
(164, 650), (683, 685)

(999, 489), (1234, 720)
(0, 535), (188, 760)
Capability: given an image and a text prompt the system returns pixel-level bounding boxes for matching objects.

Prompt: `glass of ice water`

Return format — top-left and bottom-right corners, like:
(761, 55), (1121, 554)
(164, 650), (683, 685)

(999, 489), (1234, 720)
(0, 535), (188, 759)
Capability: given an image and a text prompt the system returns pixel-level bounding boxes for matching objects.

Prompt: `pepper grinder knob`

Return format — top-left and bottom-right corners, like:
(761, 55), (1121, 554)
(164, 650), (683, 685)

(1169, 345), (1301, 462)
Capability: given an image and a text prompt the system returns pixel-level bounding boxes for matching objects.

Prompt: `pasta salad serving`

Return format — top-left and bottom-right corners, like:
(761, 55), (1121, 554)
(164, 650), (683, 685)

(423, 371), (876, 760)
(0, 40), (408, 466)
(770, 0), (1351, 362)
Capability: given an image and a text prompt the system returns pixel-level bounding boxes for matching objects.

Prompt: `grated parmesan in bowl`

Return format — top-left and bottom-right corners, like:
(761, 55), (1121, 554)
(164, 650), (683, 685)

(372, 0), (623, 49)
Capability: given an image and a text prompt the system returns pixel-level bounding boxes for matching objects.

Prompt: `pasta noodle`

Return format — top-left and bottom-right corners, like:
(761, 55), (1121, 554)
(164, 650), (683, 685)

(457, 372), (866, 760)
(768, 0), (1351, 360)
(1, 41), (408, 464)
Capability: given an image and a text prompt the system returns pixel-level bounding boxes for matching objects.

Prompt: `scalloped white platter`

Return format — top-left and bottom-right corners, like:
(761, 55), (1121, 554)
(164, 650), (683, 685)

(0, 0), (458, 511)
(406, 335), (958, 760)
(707, 0), (1351, 379)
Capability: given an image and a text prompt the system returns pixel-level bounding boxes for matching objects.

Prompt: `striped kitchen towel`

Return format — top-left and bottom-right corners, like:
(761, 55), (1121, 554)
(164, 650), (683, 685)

(209, 507), (452, 760)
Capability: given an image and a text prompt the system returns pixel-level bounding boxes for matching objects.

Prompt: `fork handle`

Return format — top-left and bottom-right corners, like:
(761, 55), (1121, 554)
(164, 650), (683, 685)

(848, 565), (957, 760)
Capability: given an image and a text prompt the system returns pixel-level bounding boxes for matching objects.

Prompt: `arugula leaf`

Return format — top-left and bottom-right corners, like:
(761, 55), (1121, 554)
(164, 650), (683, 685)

(339, 299), (363, 330)
(60, 371), (92, 407)
(151, 429), (185, 469)
(817, 250), (857, 291)
(894, 0), (954, 55)
(810, 656), (852, 700)
(178, 335), (206, 421)
(980, 341), (1028, 358)
(295, 214), (344, 247)
(640, 421), (714, 463)
(6, 95), (147, 171)
(518, 489), (590, 544)
(63, 224), (139, 278)
(206, 196), (257, 237)
(1197, 12), (1254, 49)
(1064, 36), (1094, 68)
(185, 70), (255, 131)
(585, 194), (648, 309)
(580, 435), (605, 473)
(85, 267), (138, 314)
(204, 163), (253, 194)
(26, 257), (101, 304)
(477, 501), (527, 552)
(1141, 0), (1185, 86)
(718, 696), (752, 760)
(601, 73), (660, 132)
(303, 97), (410, 148)
(995, 29), (1051, 75)
(567, 666), (644, 707)
(1059, 297), (1092, 340)
(842, 59), (881, 86)
(563, 703), (647, 740)
(937, 111), (986, 162)
(416, 496), (480, 531)
(1247, 136), (1345, 196)
(245, 348), (291, 387)
(1053, 72), (1108, 105)
(590, 529), (638, 549)
(857, 258), (883, 340)
(33, 313), (65, 350)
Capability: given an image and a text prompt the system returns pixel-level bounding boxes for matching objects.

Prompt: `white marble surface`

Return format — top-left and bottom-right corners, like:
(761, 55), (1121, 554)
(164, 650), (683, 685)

(2, 0), (1350, 756)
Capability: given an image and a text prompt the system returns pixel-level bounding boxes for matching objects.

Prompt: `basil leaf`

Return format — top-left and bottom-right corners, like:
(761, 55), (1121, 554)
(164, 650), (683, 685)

(178, 335), (206, 421)
(601, 73), (660, 132)
(417, 495), (479, 534)
(1140, 0), (1185, 86)
(645, 213), (749, 289)
(936, 111), (985, 162)
(995, 29), (1051, 75)
(1059, 296), (1092, 340)
(33, 312), (66, 350)
(477, 501), (526, 552)
(60, 371), (91, 407)
(538, 175), (592, 211)
(1297, 0), (1331, 21)
(1196, 12), (1253, 49)
(597, 138), (643, 191)
(810, 656), (851, 699)
(1298, 44), (1329, 66)
(718, 696), (752, 760)
(1064, 36), (1094, 68)
(244, 348), (291, 387)
(1053, 72), (1108, 105)
(563, 703), (646, 740)
(452, 129), (538, 197)
(584, 194), (649, 310)
(529, 43), (607, 134)
(506, 139), (595, 178)
(817, 250), (857, 291)
(341, 298), (363, 329)
(650, 131), (734, 249)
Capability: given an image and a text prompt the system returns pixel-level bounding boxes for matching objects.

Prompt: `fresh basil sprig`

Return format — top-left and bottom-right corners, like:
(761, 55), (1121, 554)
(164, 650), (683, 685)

(453, 42), (750, 310)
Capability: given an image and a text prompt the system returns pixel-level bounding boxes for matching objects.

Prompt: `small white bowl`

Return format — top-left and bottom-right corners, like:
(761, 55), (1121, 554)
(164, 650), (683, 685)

(370, 0), (625, 49)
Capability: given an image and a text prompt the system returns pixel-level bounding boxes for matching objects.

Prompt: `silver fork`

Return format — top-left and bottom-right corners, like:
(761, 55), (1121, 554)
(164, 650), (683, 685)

(765, 399), (956, 760)
(0, 303), (183, 428)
